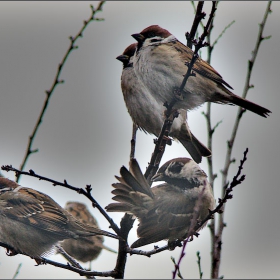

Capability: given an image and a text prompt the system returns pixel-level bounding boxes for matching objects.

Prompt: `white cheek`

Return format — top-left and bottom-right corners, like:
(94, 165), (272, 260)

(181, 161), (199, 180)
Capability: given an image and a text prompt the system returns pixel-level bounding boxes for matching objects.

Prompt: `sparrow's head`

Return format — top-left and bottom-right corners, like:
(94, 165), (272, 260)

(132, 25), (174, 49)
(0, 177), (18, 193)
(116, 43), (137, 68)
(152, 158), (208, 189)
(65, 201), (99, 228)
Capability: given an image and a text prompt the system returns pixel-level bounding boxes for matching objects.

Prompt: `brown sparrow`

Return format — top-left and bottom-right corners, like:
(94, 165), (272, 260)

(61, 201), (116, 263)
(116, 43), (211, 163)
(105, 158), (215, 248)
(0, 178), (118, 259)
(131, 25), (271, 117)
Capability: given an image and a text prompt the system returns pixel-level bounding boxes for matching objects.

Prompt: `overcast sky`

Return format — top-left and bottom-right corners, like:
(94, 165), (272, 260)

(0, 1), (279, 279)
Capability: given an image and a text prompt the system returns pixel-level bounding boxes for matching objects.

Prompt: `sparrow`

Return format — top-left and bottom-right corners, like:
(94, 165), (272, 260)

(131, 25), (271, 118)
(105, 157), (215, 248)
(61, 201), (116, 263)
(116, 43), (211, 164)
(0, 178), (119, 259)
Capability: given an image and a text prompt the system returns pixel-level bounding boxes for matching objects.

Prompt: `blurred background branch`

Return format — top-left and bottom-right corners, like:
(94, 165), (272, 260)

(17, 1), (106, 182)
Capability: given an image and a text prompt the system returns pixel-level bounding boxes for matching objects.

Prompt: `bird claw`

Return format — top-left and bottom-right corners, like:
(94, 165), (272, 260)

(173, 88), (184, 101)
(167, 240), (182, 250)
(162, 135), (172, 146)
(6, 248), (18, 256)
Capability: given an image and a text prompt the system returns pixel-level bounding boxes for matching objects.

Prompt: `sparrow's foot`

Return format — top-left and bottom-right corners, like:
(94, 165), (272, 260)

(34, 257), (46, 265)
(6, 248), (18, 256)
(162, 135), (172, 146)
(167, 240), (183, 251)
(173, 88), (184, 101)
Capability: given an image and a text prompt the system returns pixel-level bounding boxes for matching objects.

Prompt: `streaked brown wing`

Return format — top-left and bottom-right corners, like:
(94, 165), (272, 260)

(152, 184), (196, 216)
(172, 40), (233, 89)
(135, 184), (193, 244)
(2, 187), (69, 235)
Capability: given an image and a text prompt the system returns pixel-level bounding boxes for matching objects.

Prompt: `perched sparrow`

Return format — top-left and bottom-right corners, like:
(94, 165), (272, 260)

(105, 158), (215, 248)
(116, 43), (211, 163)
(61, 201), (116, 263)
(131, 25), (271, 117)
(0, 178), (118, 259)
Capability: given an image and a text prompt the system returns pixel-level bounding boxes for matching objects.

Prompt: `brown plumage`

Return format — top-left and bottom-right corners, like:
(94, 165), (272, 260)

(0, 178), (118, 259)
(105, 158), (215, 248)
(132, 25), (271, 118)
(61, 202), (116, 263)
(116, 43), (211, 163)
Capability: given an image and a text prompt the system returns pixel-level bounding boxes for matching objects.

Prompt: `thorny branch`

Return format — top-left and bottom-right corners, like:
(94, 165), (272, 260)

(17, 2), (106, 182)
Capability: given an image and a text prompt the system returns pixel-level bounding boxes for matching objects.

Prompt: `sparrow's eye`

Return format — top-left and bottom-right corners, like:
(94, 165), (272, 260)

(150, 38), (161, 43)
(168, 162), (183, 174)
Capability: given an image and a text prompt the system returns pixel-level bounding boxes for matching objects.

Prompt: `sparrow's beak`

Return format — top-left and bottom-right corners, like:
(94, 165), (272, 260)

(151, 173), (164, 182)
(116, 54), (129, 63)
(131, 33), (145, 43)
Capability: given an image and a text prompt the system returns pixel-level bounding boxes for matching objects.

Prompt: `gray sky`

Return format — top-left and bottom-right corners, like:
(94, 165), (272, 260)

(0, 1), (279, 279)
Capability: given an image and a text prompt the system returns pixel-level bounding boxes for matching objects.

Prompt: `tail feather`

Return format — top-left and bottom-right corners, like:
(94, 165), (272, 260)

(101, 244), (117, 254)
(105, 202), (134, 213)
(76, 224), (119, 240)
(230, 94), (271, 118)
(178, 133), (211, 164)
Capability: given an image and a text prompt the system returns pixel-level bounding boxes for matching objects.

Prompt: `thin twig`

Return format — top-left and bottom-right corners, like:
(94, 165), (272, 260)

(144, 2), (217, 185)
(212, 20), (235, 49)
(196, 251), (203, 279)
(171, 256), (184, 279)
(186, 2), (206, 49)
(17, 2), (106, 182)
(40, 258), (116, 278)
(0, 241), (114, 277)
(12, 263), (22, 279)
(144, 109), (179, 184)
(130, 124), (138, 159)
(211, 3), (272, 278)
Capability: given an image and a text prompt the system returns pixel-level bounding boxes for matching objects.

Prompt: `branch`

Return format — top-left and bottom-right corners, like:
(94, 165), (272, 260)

(130, 124), (138, 159)
(144, 2), (217, 185)
(17, 2), (106, 182)
(212, 20), (235, 49)
(12, 263), (22, 279)
(212, 5), (272, 277)
(40, 258), (116, 278)
(1, 165), (120, 236)
(186, 2), (206, 49)
(196, 251), (203, 279)
(222, 1), (272, 183)
(173, 148), (248, 278)
(144, 108), (179, 184)
(180, 1), (217, 93)
(113, 214), (134, 279)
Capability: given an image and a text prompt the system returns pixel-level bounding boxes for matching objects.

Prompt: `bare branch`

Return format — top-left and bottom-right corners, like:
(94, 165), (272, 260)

(212, 20), (235, 48)
(12, 263), (22, 279)
(17, 2), (106, 182)
(130, 124), (138, 159)
(196, 251), (203, 279)
(186, 2), (206, 48)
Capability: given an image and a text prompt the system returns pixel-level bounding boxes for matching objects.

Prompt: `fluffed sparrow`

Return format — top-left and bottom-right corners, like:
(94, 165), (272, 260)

(0, 178), (118, 259)
(116, 43), (211, 163)
(131, 25), (271, 117)
(61, 201), (116, 263)
(105, 158), (215, 248)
